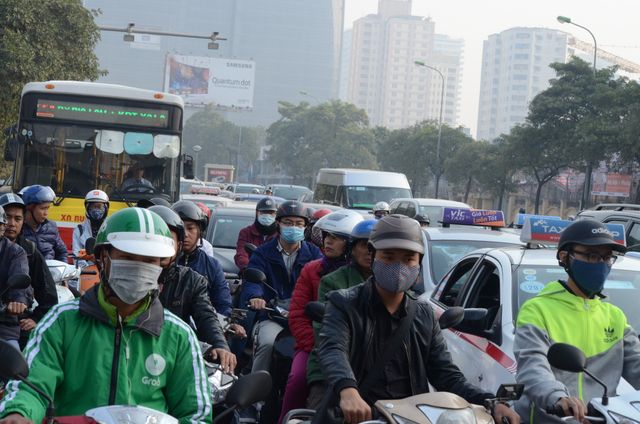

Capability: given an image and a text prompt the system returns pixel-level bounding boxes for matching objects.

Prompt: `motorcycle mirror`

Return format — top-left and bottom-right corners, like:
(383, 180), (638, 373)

(244, 243), (257, 255)
(305, 301), (326, 323)
(5, 274), (31, 292)
(85, 237), (96, 255)
(438, 306), (464, 330)
(0, 340), (29, 380)
(547, 343), (586, 373)
(226, 370), (272, 407)
(243, 268), (266, 283)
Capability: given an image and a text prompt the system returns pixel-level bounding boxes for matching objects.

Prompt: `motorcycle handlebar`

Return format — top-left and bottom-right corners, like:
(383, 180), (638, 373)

(545, 405), (604, 423)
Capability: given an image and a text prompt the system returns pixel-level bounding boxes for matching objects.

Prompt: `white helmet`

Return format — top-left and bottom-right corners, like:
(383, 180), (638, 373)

(84, 189), (110, 222)
(313, 209), (363, 242)
(85, 189), (109, 204)
(373, 201), (390, 213)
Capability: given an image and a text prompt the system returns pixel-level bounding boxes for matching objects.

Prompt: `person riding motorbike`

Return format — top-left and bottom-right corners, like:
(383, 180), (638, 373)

(150, 205), (237, 374)
(514, 219), (640, 423)
(306, 208), (332, 248)
(0, 194), (57, 349)
(172, 200), (231, 316)
(20, 185), (67, 262)
(73, 189), (109, 262)
(306, 218), (377, 409)
(0, 204), (30, 350)
(279, 210), (363, 421)
(239, 200), (322, 374)
(0, 207), (212, 424)
(234, 197), (279, 275)
(317, 214), (520, 424)
(414, 214), (430, 228)
(372, 201), (390, 220)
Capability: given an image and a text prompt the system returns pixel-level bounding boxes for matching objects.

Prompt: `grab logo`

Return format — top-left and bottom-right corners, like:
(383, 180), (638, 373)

(141, 376), (161, 386)
(145, 353), (166, 376)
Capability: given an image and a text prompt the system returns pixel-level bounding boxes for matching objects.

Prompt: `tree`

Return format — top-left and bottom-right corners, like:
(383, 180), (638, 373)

(444, 141), (487, 203)
(266, 100), (377, 185)
(475, 137), (518, 210)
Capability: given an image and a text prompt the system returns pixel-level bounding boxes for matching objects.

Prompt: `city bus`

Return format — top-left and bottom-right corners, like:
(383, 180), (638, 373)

(5, 81), (187, 248)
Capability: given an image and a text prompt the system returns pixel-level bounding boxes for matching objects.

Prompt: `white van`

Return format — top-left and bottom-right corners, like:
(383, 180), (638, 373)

(313, 168), (412, 210)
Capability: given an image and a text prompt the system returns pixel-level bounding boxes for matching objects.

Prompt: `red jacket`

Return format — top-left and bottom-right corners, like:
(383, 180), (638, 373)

(234, 223), (277, 272)
(289, 259), (325, 352)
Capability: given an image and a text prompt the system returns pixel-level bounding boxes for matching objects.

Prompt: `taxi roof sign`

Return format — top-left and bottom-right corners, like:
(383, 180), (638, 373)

(442, 207), (505, 227)
(516, 213), (561, 227)
(521, 217), (626, 246)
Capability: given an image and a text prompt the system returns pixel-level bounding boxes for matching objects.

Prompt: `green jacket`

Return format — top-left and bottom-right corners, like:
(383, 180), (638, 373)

(514, 281), (640, 423)
(307, 264), (366, 385)
(0, 285), (212, 424)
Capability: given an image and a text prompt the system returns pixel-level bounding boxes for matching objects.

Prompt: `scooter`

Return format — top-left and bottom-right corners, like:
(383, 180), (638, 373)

(0, 338), (272, 424)
(45, 259), (78, 303)
(546, 342), (640, 423)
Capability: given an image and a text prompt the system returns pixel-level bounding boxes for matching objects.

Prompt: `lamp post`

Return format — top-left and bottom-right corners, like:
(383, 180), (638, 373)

(557, 16), (597, 208)
(415, 60), (445, 199)
(299, 91), (320, 104)
(192, 145), (202, 180)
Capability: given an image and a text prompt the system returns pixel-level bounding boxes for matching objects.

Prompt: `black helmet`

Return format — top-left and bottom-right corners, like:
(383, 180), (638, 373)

(557, 218), (627, 257)
(0, 193), (25, 211)
(369, 214), (424, 254)
(414, 214), (430, 226)
(276, 200), (309, 224)
(257, 197), (278, 212)
(137, 197), (171, 208)
(171, 200), (207, 230)
(149, 205), (185, 242)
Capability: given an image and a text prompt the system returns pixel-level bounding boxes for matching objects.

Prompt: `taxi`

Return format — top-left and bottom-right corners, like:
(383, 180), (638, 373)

(427, 216), (637, 393)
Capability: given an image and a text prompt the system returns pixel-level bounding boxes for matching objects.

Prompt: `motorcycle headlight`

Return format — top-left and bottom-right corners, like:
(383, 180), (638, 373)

(609, 411), (640, 424)
(391, 414), (420, 424)
(436, 408), (477, 424)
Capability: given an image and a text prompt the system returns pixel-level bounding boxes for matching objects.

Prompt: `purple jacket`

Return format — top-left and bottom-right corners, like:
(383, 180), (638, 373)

(22, 219), (68, 262)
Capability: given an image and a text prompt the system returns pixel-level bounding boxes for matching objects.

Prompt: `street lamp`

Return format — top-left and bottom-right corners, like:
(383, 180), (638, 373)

(192, 145), (202, 180)
(299, 91), (319, 104)
(415, 60), (445, 199)
(557, 16), (597, 77)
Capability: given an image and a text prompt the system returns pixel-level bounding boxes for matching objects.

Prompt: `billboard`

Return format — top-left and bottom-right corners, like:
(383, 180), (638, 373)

(591, 172), (632, 197)
(164, 55), (255, 109)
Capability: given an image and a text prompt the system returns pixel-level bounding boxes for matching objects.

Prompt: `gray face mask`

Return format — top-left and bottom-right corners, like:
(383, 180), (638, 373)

(108, 259), (162, 304)
(372, 259), (420, 293)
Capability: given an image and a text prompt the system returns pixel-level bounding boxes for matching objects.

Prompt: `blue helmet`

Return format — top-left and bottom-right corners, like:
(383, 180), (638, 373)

(22, 185), (56, 206)
(0, 193), (25, 210)
(351, 219), (377, 242)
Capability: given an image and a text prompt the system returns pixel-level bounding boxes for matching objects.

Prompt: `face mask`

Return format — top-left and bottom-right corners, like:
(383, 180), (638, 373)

(88, 207), (106, 221)
(280, 226), (305, 243)
(257, 214), (276, 226)
(108, 259), (162, 304)
(372, 259), (420, 293)
(567, 257), (611, 298)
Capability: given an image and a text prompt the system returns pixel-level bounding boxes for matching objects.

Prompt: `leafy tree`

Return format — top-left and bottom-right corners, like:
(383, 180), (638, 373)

(266, 100), (377, 185)
(475, 137), (518, 210)
(444, 141), (488, 203)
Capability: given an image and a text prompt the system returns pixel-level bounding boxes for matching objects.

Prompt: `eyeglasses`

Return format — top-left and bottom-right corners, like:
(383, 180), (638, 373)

(570, 250), (618, 266)
(280, 220), (306, 228)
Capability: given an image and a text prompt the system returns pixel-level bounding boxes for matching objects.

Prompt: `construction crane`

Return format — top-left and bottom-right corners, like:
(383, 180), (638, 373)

(567, 35), (640, 74)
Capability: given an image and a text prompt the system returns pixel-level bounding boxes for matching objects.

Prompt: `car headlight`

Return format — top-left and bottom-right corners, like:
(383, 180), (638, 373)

(436, 408), (477, 424)
(609, 411), (640, 424)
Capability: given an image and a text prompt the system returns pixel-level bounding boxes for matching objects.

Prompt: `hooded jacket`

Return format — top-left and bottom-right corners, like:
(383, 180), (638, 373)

(179, 247), (231, 316)
(22, 219), (68, 262)
(514, 281), (640, 423)
(0, 284), (212, 424)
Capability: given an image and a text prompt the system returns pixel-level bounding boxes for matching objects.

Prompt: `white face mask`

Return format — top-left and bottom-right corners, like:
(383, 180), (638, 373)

(108, 259), (162, 305)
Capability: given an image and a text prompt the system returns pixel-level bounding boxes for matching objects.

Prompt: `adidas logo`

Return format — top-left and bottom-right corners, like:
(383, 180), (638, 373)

(604, 327), (617, 343)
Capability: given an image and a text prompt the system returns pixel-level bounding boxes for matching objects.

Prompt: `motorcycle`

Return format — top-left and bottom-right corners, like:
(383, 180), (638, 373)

(546, 342), (640, 423)
(45, 259), (79, 303)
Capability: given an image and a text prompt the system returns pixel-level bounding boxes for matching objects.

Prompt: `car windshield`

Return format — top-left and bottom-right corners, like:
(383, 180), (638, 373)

(208, 213), (254, 248)
(272, 186), (309, 200)
(345, 186), (412, 209)
(515, 266), (640, 330)
(235, 185), (263, 194)
(429, 240), (521, 283)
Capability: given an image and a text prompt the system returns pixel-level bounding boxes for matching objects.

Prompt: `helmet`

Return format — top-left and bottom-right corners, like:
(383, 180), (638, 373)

(311, 208), (332, 223)
(313, 210), (363, 242)
(0, 205), (6, 225)
(0, 193), (25, 211)
(372, 202), (390, 213)
(251, 188), (261, 194)
(22, 185), (56, 206)
(414, 214), (430, 226)
(137, 197), (171, 208)
(17, 186), (31, 196)
(171, 200), (208, 230)
(94, 207), (175, 258)
(256, 197), (278, 212)
(351, 219), (377, 242)
(195, 202), (211, 230)
(85, 189), (109, 204)
(276, 200), (309, 224)
(369, 214), (424, 254)
(557, 218), (627, 257)
(149, 205), (185, 242)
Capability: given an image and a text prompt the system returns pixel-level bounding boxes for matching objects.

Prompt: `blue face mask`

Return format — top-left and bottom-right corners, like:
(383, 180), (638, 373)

(567, 257), (611, 298)
(280, 226), (305, 243)
(87, 207), (106, 221)
(257, 214), (276, 226)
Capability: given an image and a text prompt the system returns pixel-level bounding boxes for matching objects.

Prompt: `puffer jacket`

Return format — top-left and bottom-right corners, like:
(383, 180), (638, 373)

(289, 259), (324, 352)
(514, 281), (640, 423)
(179, 247), (231, 316)
(159, 264), (229, 351)
(318, 278), (493, 404)
(22, 219), (68, 262)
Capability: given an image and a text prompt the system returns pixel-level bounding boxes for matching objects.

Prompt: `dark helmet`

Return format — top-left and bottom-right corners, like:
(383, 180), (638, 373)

(0, 205), (6, 225)
(369, 214), (424, 254)
(256, 197), (278, 212)
(557, 218), (627, 259)
(149, 205), (185, 242)
(276, 200), (309, 224)
(137, 197), (171, 208)
(171, 200), (208, 230)
(0, 193), (25, 211)
(351, 219), (377, 242)
(414, 214), (430, 226)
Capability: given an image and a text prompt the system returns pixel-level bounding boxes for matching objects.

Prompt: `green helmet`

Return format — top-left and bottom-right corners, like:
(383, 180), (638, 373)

(95, 207), (175, 258)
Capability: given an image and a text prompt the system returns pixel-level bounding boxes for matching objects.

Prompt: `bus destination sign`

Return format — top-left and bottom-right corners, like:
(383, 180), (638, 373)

(35, 100), (169, 128)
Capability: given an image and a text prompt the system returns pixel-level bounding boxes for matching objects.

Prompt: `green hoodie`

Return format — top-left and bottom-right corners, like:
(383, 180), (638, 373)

(0, 284), (212, 424)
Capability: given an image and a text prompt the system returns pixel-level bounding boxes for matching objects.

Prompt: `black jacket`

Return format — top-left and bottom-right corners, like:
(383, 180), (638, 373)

(317, 279), (493, 405)
(0, 237), (30, 341)
(158, 265), (229, 351)
(16, 235), (58, 321)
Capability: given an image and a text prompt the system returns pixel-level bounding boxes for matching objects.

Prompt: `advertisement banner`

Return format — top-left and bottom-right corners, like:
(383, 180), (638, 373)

(591, 173), (632, 197)
(521, 218), (626, 245)
(164, 54), (255, 109)
(206, 166), (234, 183)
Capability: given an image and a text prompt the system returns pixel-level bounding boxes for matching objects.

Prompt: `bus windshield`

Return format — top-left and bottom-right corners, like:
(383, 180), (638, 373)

(19, 122), (180, 201)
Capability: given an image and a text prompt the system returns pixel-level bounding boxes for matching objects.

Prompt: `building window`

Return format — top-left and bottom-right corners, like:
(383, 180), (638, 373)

(515, 43), (530, 49)
(514, 53), (529, 60)
(513, 74), (528, 80)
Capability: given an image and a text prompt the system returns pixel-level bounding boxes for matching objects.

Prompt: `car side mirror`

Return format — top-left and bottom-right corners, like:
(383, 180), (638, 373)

(454, 307), (504, 346)
(547, 343), (586, 373)
(243, 268), (266, 284)
(438, 306), (464, 330)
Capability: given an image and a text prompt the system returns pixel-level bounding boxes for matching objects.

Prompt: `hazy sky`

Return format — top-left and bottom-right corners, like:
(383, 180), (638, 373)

(345, 0), (640, 137)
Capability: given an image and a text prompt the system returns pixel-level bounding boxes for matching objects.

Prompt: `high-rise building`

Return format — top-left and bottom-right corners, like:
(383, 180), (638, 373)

(83, 0), (344, 127)
(347, 0), (464, 129)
